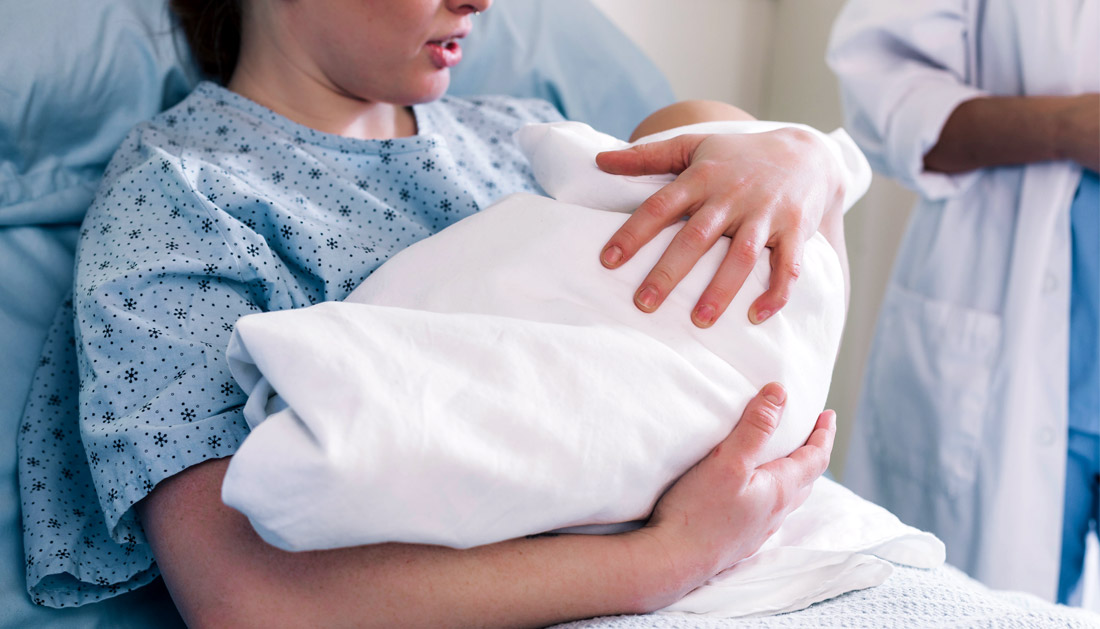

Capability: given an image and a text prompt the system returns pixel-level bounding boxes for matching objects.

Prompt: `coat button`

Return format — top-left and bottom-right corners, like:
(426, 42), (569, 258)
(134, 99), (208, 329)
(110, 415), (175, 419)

(1043, 273), (1058, 293)
(1039, 427), (1056, 445)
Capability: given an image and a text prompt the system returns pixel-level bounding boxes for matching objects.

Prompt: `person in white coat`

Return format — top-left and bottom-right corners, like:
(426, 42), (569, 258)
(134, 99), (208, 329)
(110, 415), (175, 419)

(827, 0), (1099, 603)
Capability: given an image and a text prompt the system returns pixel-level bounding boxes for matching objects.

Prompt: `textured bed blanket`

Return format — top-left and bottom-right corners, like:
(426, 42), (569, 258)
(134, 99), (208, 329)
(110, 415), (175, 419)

(554, 563), (1100, 628)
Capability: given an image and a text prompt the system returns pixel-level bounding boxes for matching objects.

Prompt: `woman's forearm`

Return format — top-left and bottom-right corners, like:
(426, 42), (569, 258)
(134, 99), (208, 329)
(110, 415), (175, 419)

(140, 385), (832, 627)
(923, 94), (1100, 174)
(138, 457), (698, 628)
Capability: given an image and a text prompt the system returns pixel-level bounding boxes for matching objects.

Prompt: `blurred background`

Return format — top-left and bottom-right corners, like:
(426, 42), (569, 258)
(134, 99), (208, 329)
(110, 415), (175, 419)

(591, 0), (919, 479)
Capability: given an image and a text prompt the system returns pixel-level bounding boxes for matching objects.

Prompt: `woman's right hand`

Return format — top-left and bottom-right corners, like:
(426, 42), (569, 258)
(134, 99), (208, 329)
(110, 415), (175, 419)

(640, 383), (836, 585)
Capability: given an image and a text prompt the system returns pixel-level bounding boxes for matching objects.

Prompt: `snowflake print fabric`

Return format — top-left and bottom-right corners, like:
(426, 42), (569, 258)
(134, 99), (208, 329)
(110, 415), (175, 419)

(17, 81), (560, 607)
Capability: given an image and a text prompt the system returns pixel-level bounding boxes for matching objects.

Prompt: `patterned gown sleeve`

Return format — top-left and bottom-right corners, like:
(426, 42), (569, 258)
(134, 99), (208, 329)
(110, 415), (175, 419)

(20, 132), (263, 606)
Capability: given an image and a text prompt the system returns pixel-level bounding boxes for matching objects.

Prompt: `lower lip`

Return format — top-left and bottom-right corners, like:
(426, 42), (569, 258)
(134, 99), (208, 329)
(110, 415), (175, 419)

(426, 41), (463, 69)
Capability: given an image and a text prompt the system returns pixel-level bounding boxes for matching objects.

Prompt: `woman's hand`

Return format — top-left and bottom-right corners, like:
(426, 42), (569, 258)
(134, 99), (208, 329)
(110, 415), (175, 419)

(638, 383), (835, 583)
(596, 129), (843, 327)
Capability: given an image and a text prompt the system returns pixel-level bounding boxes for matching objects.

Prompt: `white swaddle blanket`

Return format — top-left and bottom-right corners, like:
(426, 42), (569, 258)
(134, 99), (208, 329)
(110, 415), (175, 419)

(222, 120), (943, 617)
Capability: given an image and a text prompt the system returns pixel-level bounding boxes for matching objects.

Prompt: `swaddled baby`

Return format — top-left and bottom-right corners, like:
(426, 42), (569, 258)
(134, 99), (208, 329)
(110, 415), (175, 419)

(222, 120), (868, 552)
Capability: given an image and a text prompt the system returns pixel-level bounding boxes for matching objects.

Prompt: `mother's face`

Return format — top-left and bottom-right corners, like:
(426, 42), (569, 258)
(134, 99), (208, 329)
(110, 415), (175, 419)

(263, 0), (491, 106)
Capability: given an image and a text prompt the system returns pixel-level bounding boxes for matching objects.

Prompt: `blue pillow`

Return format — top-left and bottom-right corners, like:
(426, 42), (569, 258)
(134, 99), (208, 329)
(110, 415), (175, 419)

(0, 0), (196, 227)
(1, 2), (195, 622)
(450, 0), (676, 140)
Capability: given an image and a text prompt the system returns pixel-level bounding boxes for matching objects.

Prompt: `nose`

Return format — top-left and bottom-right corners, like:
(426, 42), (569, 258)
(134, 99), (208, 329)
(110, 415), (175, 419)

(447, 0), (491, 15)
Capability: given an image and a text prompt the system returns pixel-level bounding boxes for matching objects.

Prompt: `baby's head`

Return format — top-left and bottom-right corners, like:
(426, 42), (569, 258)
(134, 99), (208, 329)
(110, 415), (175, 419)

(171, 0), (490, 106)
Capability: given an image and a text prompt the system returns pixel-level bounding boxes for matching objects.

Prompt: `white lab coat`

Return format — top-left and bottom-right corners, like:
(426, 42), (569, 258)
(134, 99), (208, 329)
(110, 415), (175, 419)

(828, 0), (1098, 600)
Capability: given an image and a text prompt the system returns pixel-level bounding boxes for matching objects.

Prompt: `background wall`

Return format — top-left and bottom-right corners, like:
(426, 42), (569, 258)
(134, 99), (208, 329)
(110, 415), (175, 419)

(590, 0), (918, 478)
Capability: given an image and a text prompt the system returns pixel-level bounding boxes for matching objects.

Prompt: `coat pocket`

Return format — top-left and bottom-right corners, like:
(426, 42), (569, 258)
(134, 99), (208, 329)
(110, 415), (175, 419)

(863, 283), (1003, 497)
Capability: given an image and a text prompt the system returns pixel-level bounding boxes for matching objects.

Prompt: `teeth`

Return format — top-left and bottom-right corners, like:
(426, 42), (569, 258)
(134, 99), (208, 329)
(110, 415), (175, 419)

(430, 37), (459, 49)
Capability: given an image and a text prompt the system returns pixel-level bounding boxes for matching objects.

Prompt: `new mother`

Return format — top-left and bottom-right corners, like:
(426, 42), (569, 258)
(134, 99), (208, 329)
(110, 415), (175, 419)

(22, 0), (847, 625)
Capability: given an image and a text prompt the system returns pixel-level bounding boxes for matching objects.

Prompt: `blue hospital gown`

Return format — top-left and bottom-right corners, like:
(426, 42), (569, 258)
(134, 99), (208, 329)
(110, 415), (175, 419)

(17, 81), (562, 607)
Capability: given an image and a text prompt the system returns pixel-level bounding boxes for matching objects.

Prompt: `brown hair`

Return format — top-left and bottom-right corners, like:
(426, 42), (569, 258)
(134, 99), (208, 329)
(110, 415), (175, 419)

(169, 0), (242, 85)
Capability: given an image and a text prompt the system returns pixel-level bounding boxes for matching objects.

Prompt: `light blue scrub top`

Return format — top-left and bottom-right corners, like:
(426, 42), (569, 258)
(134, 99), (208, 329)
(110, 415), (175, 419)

(1069, 170), (1100, 435)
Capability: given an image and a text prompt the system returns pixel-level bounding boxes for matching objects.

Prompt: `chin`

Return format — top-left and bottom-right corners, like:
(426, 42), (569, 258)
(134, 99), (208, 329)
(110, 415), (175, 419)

(401, 73), (452, 105)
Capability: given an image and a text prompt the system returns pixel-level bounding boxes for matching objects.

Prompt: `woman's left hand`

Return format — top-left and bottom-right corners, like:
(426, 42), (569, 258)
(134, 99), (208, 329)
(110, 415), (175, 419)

(595, 129), (843, 327)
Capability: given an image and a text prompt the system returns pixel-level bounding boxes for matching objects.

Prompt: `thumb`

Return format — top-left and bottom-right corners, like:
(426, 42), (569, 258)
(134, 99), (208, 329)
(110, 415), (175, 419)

(726, 383), (787, 466)
(594, 134), (705, 176)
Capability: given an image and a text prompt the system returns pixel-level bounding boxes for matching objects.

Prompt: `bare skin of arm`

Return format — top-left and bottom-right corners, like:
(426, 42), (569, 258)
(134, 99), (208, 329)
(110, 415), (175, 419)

(923, 94), (1099, 174)
(139, 385), (834, 628)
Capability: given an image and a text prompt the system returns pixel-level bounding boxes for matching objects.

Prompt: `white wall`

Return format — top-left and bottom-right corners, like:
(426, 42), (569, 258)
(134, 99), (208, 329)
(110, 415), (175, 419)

(590, 0), (917, 478)
(590, 0), (775, 115)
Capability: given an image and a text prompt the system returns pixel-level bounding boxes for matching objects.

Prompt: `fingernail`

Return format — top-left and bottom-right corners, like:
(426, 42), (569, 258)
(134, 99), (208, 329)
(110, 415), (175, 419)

(763, 384), (786, 406)
(693, 303), (715, 326)
(636, 286), (658, 310)
(601, 245), (623, 267)
(751, 309), (771, 324)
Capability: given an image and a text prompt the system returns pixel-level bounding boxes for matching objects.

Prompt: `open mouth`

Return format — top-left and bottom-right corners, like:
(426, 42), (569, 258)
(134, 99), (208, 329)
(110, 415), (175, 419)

(426, 37), (463, 69)
(433, 38), (460, 51)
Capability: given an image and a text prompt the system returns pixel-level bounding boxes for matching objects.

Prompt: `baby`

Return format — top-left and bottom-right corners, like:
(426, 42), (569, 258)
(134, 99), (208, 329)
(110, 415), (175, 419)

(222, 118), (866, 551)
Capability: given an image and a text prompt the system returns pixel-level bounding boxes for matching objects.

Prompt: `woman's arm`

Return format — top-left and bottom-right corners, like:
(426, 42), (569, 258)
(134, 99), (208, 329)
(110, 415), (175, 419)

(923, 94), (1099, 174)
(596, 100), (846, 328)
(139, 384), (833, 628)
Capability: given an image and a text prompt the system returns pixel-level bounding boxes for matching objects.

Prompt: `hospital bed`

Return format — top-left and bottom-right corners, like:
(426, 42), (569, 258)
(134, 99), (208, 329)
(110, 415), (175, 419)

(1, 1), (1096, 626)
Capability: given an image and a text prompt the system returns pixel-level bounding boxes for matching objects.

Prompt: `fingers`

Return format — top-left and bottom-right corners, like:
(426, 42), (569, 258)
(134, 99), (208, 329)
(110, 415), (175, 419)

(600, 179), (698, 270)
(749, 234), (804, 325)
(786, 483), (815, 517)
(806, 409), (838, 452)
(627, 203), (744, 315)
(760, 410), (836, 490)
(600, 131), (815, 326)
(724, 383), (787, 469)
(594, 135), (705, 177)
(598, 136), (710, 274)
(691, 222), (768, 327)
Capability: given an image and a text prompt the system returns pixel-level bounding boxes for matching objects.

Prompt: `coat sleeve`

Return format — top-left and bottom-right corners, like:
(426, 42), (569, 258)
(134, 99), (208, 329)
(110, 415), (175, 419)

(826, 0), (987, 200)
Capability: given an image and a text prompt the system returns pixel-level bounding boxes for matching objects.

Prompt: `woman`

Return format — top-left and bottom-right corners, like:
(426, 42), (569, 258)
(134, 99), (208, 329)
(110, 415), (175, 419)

(23, 0), (847, 624)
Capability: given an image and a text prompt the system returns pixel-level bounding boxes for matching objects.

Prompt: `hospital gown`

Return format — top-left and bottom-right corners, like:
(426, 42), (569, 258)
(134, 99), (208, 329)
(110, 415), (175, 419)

(17, 81), (561, 607)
